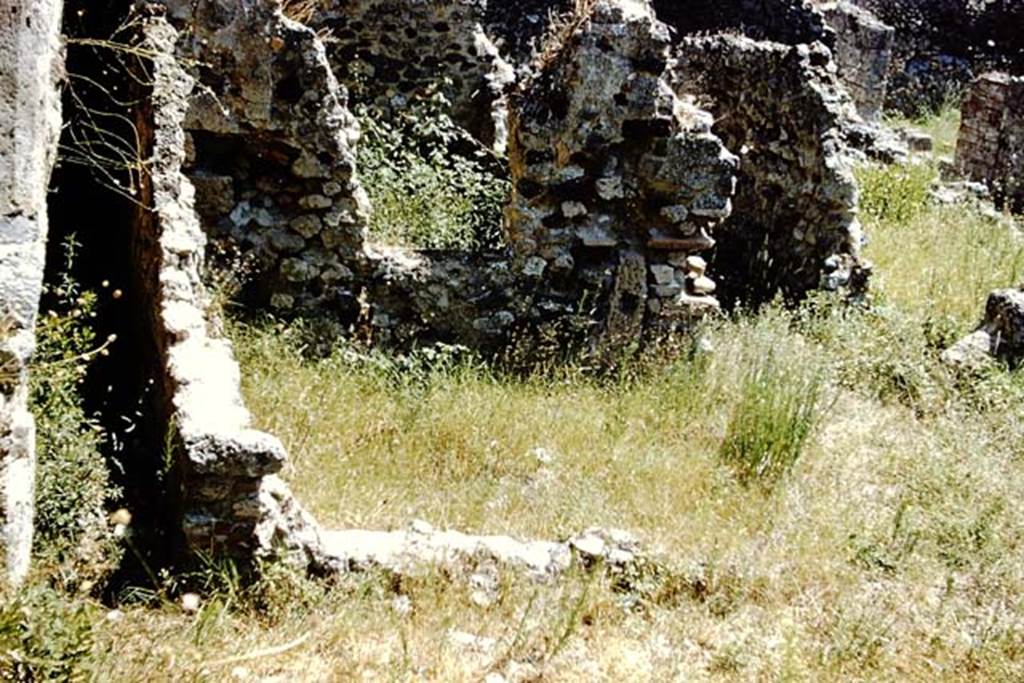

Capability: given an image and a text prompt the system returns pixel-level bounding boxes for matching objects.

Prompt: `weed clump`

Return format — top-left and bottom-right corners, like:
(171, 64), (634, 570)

(31, 237), (121, 590)
(356, 90), (510, 251)
(719, 346), (825, 487)
(857, 161), (935, 224)
(0, 584), (96, 680)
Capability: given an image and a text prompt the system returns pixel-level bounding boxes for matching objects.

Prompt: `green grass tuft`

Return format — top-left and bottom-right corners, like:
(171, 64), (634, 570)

(719, 339), (825, 487)
(857, 161), (936, 224)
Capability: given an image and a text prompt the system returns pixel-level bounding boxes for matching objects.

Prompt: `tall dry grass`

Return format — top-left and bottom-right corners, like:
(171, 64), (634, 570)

(12, 118), (1024, 681)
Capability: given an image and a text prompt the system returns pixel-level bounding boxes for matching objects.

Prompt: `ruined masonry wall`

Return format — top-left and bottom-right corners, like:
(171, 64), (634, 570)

(0, 0), (64, 585)
(507, 0), (738, 345)
(136, 14), (327, 564)
(957, 73), (1024, 212)
(819, 2), (893, 124)
(163, 0), (371, 315)
(307, 0), (516, 147)
(112, 0), (872, 569)
(673, 35), (865, 304)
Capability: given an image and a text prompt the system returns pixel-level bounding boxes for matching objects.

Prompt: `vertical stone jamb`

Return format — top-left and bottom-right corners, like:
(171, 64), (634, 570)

(0, 0), (64, 585)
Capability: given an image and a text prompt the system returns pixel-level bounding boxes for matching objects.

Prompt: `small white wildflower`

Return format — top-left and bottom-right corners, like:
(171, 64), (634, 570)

(180, 592), (201, 613)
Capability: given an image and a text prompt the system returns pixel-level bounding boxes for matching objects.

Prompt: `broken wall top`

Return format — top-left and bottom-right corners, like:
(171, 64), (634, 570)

(654, 0), (834, 47)
(507, 0), (738, 343)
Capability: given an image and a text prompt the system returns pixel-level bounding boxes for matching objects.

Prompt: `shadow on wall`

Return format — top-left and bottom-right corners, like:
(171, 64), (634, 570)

(47, 0), (179, 586)
(652, 0), (833, 46)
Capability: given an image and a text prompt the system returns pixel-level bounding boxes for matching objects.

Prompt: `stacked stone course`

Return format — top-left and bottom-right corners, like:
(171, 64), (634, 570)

(957, 72), (1024, 211)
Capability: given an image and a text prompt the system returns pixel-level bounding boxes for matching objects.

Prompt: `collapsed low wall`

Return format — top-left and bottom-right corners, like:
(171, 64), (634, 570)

(0, 0), (64, 585)
(944, 287), (1024, 369)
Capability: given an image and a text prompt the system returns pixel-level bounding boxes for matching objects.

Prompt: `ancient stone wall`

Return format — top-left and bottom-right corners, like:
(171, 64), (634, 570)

(957, 72), (1024, 211)
(132, 13), (326, 563)
(848, 0), (1024, 114)
(162, 0), (371, 315)
(819, 2), (893, 124)
(305, 0), (517, 147)
(653, 0), (833, 47)
(0, 0), (64, 585)
(506, 0), (738, 345)
(66, 0), (874, 571)
(672, 36), (866, 304)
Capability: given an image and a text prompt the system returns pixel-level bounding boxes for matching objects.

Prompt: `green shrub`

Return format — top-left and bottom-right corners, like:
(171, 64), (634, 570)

(719, 346), (825, 487)
(0, 584), (95, 681)
(356, 89), (510, 250)
(31, 237), (121, 589)
(857, 162), (936, 224)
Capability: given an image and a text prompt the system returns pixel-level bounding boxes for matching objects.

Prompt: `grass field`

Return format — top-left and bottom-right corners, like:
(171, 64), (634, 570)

(11, 138), (1024, 680)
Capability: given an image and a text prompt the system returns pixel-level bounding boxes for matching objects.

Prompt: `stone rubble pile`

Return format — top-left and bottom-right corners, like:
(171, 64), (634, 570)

(944, 288), (1024, 369)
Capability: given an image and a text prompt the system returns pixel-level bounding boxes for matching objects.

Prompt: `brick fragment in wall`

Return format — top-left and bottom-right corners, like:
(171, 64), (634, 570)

(159, 0), (371, 314)
(671, 35), (867, 305)
(506, 0), (738, 346)
(956, 72), (1024, 212)
(0, 0), (63, 586)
